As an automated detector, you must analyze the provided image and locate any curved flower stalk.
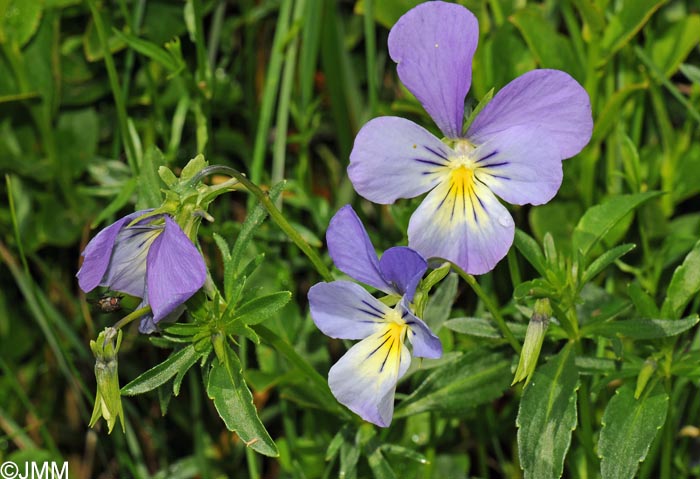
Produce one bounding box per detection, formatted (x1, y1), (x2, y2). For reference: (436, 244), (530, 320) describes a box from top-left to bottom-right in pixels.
(77, 210), (207, 333)
(349, 1), (593, 274)
(308, 205), (442, 427)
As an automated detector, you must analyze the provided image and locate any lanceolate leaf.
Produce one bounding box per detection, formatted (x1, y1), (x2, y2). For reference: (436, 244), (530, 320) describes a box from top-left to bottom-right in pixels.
(121, 345), (200, 396)
(598, 383), (669, 479)
(234, 291), (292, 325)
(582, 315), (699, 340)
(581, 243), (635, 284)
(394, 348), (510, 417)
(661, 239), (700, 318)
(517, 343), (578, 479)
(206, 345), (278, 457)
(572, 191), (661, 257)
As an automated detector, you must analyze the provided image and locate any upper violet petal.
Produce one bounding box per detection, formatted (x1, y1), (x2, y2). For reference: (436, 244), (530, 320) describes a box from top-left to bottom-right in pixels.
(78, 209), (154, 295)
(328, 328), (411, 427)
(146, 216), (206, 322)
(401, 300), (442, 359)
(77, 210), (149, 293)
(308, 281), (389, 340)
(467, 69), (593, 159)
(407, 175), (515, 274)
(388, 1), (479, 138)
(378, 247), (427, 301)
(472, 125), (563, 206)
(348, 116), (452, 204)
(326, 205), (392, 294)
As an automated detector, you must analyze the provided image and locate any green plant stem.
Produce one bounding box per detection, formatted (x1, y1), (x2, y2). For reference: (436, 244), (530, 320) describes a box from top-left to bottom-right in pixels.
(113, 306), (152, 331)
(272, 0), (306, 206)
(86, 0), (138, 173)
(6, 175), (29, 275)
(196, 165), (334, 282)
(453, 266), (521, 353)
(362, 0), (378, 116)
(249, 0), (293, 210)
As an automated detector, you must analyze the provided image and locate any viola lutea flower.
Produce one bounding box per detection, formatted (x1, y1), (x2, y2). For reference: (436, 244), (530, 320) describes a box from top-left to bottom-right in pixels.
(308, 206), (442, 427)
(77, 210), (206, 333)
(348, 1), (593, 274)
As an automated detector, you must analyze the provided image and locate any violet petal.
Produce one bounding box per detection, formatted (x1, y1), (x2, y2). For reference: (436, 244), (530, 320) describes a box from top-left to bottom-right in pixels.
(146, 216), (206, 322)
(388, 1), (478, 138)
(348, 116), (452, 204)
(401, 299), (443, 359)
(467, 69), (593, 159)
(378, 247), (427, 301)
(326, 205), (393, 294)
(77, 210), (150, 293)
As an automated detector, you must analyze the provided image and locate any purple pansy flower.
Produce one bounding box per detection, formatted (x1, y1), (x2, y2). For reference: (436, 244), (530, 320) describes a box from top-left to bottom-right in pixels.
(308, 205), (442, 427)
(77, 210), (207, 333)
(348, 1), (593, 274)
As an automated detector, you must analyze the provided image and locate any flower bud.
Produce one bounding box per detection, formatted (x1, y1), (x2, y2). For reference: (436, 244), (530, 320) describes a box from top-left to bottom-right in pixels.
(512, 299), (551, 386)
(89, 327), (125, 433)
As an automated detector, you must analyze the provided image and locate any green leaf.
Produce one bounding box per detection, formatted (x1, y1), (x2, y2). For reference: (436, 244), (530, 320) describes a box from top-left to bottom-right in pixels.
(444, 317), (527, 339)
(229, 181), (285, 283)
(514, 229), (547, 276)
(207, 346), (278, 457)
(395, 348), (511, 417)
(510, 5), (582, 79)
(517, 344), (578, 479)
(572, 191), (661, 257)
(627, 282), (660, 318)
(121, 345), (199, 396)
(463, 88), (494, 132)
(234, 291), (292, 325)
(353, 0), (422, 29)
(598, 384), (669, 479)
(112, 28), (184, 74)
(581, 316), (699, 340)
(0, 0), (43, 47)
(661, 240), (700, 318)
(423, 272), (458, 331)
(592, 84), (647, 142)
(581, 243), (635, 284)
(136, 146), (165, 210)
(599, 0), (667, 62)
(649, 15), (700, 77)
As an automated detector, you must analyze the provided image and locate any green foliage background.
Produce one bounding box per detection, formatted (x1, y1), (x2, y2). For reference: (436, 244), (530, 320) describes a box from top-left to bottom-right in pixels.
(1, 0), (700, 477)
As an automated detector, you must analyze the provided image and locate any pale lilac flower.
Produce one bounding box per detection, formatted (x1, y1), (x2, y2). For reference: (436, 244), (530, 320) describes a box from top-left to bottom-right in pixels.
(348, 1), (593, 274)
(77, 210), (206, 333)
(308, 205), (442, 427)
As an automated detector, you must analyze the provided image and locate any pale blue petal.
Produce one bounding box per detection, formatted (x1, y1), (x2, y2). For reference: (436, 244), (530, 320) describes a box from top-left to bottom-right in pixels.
(309, 281), (389, 340)
(407, 176), (514, 274)
(328, 326), (411, 427)
(348, 116), (452, 204)
(472, 126), (563, 206)
(467, 69), (592, 159)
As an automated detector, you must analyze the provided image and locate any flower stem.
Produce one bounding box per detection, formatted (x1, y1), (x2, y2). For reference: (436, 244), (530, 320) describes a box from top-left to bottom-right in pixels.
(453, 266), (521, 353)
(193, 165), (334, 282)
(113, 306), (152, 331)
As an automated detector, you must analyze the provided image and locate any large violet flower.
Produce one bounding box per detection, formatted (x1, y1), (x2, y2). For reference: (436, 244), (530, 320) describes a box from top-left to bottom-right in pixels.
(308, 205), (442, 427)
(348, 1), (593, 274)
(77, 210), (207, 333)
